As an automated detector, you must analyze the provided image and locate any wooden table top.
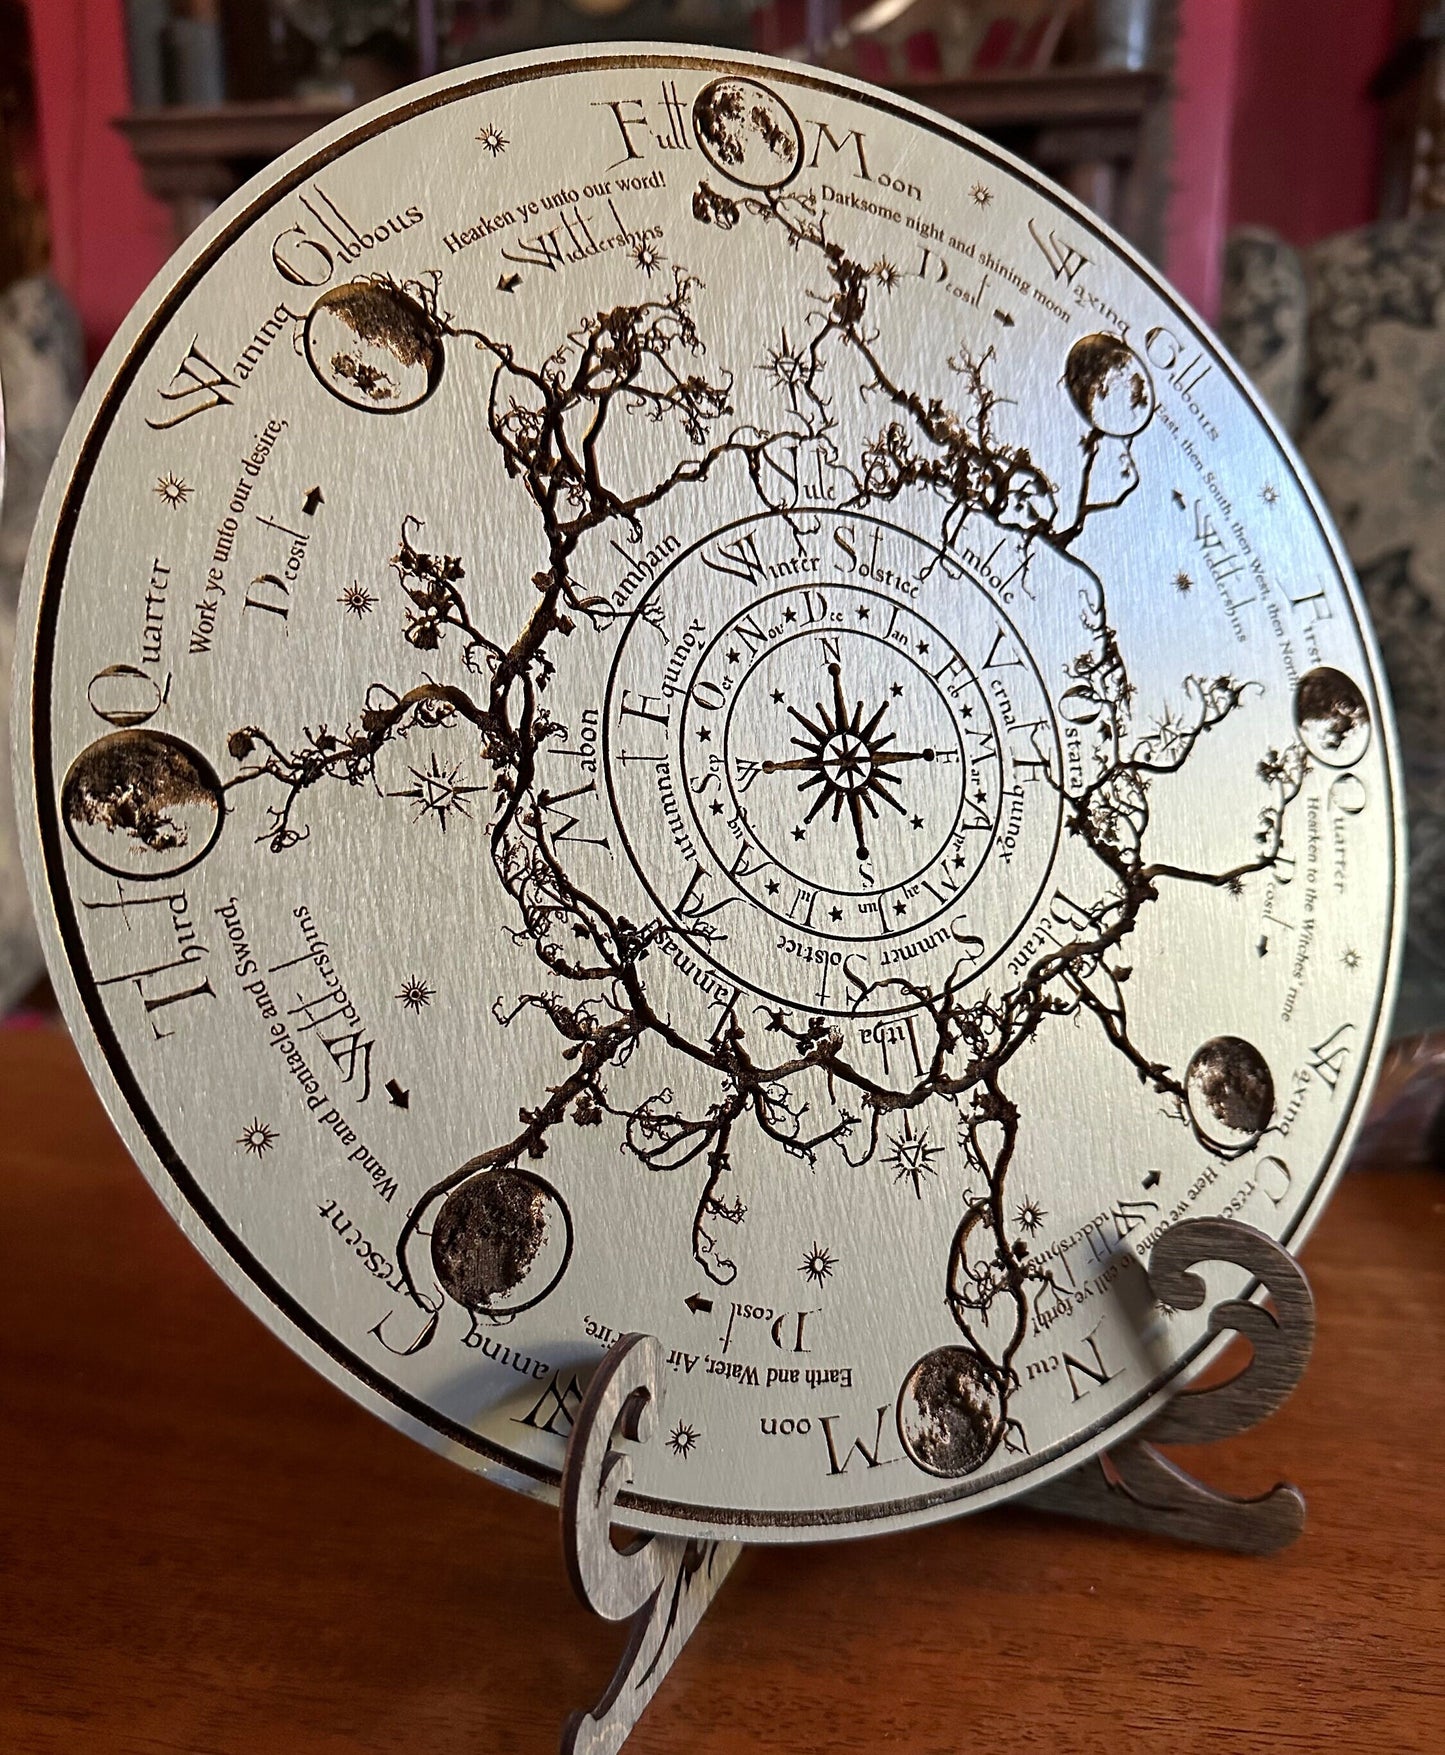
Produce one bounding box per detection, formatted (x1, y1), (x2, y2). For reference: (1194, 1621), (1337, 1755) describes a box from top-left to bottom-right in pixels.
(2, 1024), (1441, 1754)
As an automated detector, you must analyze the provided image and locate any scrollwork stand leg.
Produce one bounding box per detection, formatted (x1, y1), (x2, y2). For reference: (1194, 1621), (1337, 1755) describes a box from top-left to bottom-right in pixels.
(553, 1220), (1312, 1748)
(559, 1333), (742, 1755)
(1024, 1216), (1316, 1554)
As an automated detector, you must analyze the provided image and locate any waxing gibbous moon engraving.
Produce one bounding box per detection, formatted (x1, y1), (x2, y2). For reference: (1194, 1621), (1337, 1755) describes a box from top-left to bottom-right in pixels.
(61, 729), (225, 880)
(1185, 1036), (1276, 1153)
(1063, 333), (1156, 437)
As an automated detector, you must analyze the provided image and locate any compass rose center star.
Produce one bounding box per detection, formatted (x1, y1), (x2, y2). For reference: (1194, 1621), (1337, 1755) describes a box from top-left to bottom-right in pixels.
(759, 660), (940, 864)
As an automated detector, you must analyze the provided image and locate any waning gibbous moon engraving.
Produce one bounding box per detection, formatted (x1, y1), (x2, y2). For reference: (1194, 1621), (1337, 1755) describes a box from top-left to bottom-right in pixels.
(61, 729), (226, 880)
(1185, 1035), (1276, 1153)
(303, 279), (445, 413)
(1294, 666), (1372, 768)
(896, 1345), (1003, 1477)
(430, 1165), (574, 1317)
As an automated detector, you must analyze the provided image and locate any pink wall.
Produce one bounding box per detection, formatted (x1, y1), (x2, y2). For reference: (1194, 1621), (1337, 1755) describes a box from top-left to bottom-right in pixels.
(1228, 0), (1395, 250)
(1164, 0), (1396, 318)
(25, 0), (173, 364)
(1163, 0), (1245, 320)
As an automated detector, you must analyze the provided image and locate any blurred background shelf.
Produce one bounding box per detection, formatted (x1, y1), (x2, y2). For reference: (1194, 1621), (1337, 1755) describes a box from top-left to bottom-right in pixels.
(893, 65), (1163, 236)
(116, 66), (1164, 247)
(115, 98), (347, 238)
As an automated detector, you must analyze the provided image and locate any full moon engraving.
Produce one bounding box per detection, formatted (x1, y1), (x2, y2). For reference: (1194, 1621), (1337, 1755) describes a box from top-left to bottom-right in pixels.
(691, 76), (804, 190)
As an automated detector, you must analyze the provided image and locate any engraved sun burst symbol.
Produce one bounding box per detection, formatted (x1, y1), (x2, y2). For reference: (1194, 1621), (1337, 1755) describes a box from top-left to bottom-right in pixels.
(476, 124), (508, 155)
(397, 974), (435, 1013)
(799, 1242), (837, 1285)
(1262, 482), (1280, 507)
(1342, 947), (1361, 970)
(630, 237), (666, 276)
(1174, 570), (1194, 593)
(1014, 1197), (1048, 1235)
(237, 1119), (278, 1157)
(667, 1421), (700, 1459)
(338, 580), (377, 618)
(884, 1118), (944, 1197)
(154, 471), (192, 509)
(393, 752), (484, 832)
(971, 181), (993, 206)
(871, 257), (901, 291)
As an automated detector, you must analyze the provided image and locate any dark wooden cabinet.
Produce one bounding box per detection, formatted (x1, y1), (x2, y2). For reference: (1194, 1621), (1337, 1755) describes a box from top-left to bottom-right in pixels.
(117, 66), (1166, 253)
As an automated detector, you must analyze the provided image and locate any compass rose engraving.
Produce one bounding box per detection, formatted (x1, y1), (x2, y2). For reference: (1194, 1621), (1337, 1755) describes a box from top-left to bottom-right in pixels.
(713, 594), (974, 906)
(605, 522), (1065, 1015)
(761, 659), (939, 866)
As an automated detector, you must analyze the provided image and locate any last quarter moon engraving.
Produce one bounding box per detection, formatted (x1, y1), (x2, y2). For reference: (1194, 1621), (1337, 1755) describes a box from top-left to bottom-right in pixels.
(16, 47), (1400, 1543)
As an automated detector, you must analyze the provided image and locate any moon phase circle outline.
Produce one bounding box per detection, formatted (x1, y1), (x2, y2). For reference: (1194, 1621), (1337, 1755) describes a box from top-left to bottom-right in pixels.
(302, 278), (445, 413)
(1184, 1035), (1277, 1155)
(1294, 665), (1373, 769)
(896, 1345), (1004, 1478)
(691, 75), (805, 191)
(430, 1165), (574, 1318)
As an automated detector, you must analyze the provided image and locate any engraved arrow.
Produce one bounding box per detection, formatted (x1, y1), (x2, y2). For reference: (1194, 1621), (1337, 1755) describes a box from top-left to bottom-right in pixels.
(685, 1293), (713, 1315)
(498, 272), (522, 294)
(302, 486), (324, 516)
(385, 1078), (410, 1109)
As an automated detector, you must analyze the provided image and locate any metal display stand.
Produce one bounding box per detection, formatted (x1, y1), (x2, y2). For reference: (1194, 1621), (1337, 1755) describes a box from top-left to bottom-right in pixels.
(556, 1215), (1315, 1754)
